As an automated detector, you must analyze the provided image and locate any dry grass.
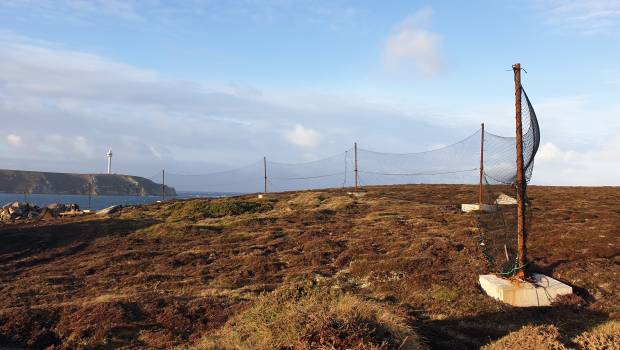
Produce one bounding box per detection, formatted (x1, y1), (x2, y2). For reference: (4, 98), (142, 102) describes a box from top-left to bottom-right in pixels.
(0, 184), (618, 349)
(571, 320), (620, 350)
(483, 320), (620, 350)
(482, 325), (568, 350)
(190, 284), (425, 350)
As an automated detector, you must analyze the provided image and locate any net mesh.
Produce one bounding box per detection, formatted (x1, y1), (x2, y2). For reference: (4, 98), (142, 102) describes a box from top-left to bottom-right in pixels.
(477, 87), (540, 275)
(151, 86), (540, 275)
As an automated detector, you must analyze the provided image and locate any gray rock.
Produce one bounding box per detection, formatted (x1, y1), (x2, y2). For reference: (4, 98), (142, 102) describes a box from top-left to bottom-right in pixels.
(67, 203), (80, 211)
(8, 207), (23, 216)
(10, 201), (25, 209)
(0, 210), (11, 222)
(97, 205), (123, 215)
(47, 203), (67, 214)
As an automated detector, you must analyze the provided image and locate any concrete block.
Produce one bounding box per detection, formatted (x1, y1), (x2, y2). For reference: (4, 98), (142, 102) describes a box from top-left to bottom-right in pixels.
(479, 273), (573, 307)
(347, 191), (367, 197)
(461, 203), (497, 212)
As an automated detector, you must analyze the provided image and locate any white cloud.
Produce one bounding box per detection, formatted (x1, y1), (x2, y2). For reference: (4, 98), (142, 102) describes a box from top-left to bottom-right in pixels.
(44, 135), (93, 157)
(537, 142), (564, 162)
(0, 32), (463, 176)
(6, 133), (22, 147)
(149, 145), (163, 159)
(383, 7), (443, 77)
(537, 0), (620, 35)
(285, 124), (321, 148)
(0, 0), (143, 23)
(534, 136), (620, 185)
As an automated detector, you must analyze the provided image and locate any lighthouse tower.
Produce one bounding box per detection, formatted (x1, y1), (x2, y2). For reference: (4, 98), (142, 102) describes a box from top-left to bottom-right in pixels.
(106, 148), (113, 174)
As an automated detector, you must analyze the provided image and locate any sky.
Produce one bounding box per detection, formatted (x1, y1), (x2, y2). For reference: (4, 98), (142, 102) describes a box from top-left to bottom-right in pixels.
(0, 0), (619, 185)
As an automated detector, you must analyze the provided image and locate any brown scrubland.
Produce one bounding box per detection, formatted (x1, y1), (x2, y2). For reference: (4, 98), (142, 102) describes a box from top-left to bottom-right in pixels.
(0, 184), (618, 349)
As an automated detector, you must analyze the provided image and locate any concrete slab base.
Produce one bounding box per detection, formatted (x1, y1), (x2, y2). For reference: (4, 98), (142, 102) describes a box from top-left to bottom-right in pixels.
(461, 203), (497, 212)
(347, 191), (367, 197)
(479, 273), (573, 307)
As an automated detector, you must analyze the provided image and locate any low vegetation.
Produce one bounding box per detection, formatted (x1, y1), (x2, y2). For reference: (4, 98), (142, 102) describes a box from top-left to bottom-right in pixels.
(191, 283), (424, 350)
(0, 185), (618, 349)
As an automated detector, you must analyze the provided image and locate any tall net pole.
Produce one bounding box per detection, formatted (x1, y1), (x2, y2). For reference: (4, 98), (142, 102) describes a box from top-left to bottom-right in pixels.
(263, 156), (268, 194)
(162, 169), (165, 202)
(513, 63), (527, 279)
(354, 142), (359, 191)
(479, 123), (484, 205)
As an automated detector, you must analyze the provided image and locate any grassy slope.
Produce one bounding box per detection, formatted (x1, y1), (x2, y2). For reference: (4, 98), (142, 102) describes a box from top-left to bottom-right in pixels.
(0, 184), (618, 349)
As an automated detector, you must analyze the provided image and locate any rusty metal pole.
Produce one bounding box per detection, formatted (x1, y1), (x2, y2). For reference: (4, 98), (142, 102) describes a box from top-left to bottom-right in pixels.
(263, 157), (267, 194)
(513, 63), (527, 279)
(354, 142), (358, 191)
(479, 123), (485, 205)
(162, 169), (165, 202)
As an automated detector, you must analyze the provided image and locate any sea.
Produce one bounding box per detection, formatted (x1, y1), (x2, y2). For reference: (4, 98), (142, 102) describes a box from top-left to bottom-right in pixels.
(0, 191), (239, 210)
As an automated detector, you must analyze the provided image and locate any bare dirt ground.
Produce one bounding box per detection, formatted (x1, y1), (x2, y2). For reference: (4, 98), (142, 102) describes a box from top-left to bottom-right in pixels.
(0, 185), (618, 349)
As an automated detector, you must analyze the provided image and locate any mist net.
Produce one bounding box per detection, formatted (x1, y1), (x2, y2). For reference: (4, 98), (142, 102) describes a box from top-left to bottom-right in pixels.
(151, 86), (540, 275)
(478, 87), (540, 275)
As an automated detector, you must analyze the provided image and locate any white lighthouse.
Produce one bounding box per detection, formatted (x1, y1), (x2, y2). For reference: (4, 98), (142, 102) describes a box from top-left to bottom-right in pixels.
(106, 148), (113, 174)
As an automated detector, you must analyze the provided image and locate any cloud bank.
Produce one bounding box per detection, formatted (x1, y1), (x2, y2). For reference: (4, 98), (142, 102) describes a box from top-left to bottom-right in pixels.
(537, 0), (620, 35)
(383, 7), (443, 77)
(0, 32), (462, 176)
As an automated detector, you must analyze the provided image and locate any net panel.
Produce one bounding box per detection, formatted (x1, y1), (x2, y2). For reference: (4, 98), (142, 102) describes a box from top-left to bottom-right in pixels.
(147, 86), (540, 276)
(477, 86), (540, 275)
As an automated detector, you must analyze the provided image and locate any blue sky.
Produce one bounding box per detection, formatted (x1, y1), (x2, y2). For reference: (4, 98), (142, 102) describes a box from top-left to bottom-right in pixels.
(0, 0), (619, 185)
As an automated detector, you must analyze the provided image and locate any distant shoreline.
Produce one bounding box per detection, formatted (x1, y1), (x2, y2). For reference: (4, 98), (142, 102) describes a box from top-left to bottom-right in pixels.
(0, 169), (176, 196)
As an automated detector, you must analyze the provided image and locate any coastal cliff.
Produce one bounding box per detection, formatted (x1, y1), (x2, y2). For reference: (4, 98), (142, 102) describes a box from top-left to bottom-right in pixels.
(0, 169), (176, 196)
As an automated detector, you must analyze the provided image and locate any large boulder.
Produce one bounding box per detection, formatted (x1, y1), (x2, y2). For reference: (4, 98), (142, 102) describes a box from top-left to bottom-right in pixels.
(8, 207), (23, 216)
(47, 203), (67, 215)
(96, 205), (122, 215)
(0, 202), (42, 222)
(67, 203), (80, 211)
(0, 209), (11, 222)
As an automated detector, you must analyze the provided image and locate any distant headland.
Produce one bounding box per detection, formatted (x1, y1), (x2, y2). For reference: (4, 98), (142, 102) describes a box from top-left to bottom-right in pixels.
(0, 169), (176, 196)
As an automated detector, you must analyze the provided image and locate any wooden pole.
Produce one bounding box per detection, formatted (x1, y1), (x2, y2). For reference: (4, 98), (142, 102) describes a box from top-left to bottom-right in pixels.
(354, 142), (358, 191)
(513, 63), (527, 279)
(479, 123), (485, 205)
(263, 157), (267, 193)
(88, 182), (92, 210)
(162, 169), (165, 202)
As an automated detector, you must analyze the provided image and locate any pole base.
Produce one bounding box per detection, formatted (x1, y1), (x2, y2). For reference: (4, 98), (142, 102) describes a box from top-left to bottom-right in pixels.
(479, 274), (572, 307)
(347, 191), (367, 198)
(461, 203), (497, 212)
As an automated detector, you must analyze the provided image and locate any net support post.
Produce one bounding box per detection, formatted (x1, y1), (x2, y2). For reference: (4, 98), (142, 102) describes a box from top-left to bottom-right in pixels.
(162, 169), (165, 202)
(513, 63), (527, 280)
(354, 142), (359, 192)
(462, 125), (495, 213)
(479, 123), (484, 205)
(263, 156), (268, 194)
